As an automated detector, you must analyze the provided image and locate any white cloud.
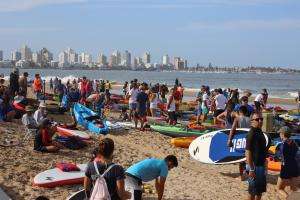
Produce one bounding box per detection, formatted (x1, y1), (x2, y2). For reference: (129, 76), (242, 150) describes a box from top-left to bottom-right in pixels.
(180, 19), (300, 31)
(0, 0), (87, 12)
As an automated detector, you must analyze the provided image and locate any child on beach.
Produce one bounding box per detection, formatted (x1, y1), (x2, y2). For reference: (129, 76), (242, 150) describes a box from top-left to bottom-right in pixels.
(276, 126), (299, 199)
(84, 138), (131, 199)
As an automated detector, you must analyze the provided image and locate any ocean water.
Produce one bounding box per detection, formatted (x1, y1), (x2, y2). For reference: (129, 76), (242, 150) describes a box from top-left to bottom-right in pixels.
(0, 68), (299, 98)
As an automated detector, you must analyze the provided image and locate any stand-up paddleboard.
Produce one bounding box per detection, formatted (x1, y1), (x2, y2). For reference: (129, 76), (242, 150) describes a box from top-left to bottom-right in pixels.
(106, 121), (125, 132)
(66, 189), (86, 200)
(56, 127), (90, 140)
(0, 188), (11, 200)
(33, 164), (86, 188)
(117, 121), (136, 129)
(189, 128), (269, 164)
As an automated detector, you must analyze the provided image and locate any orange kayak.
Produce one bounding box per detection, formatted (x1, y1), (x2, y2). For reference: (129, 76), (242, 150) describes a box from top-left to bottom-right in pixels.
(267, 157), (281, 172)
(170, 137), (196, 148)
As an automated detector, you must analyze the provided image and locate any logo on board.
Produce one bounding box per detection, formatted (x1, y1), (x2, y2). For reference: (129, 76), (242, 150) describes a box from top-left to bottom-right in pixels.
(230, 138), (246, 152)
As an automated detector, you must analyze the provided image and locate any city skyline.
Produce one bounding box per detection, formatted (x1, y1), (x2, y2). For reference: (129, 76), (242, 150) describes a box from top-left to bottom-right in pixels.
(0, 1), (300, 67)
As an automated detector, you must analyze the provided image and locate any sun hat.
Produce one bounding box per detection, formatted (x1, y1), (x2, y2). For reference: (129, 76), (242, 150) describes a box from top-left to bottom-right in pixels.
(39, 102), (47, 108)
(25, 105), (34, 112)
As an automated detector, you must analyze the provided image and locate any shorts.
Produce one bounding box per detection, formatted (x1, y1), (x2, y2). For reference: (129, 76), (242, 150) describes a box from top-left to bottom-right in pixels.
(247, 165), (267, 196)
(280, 163), (299, 179)
(213, 109), (224, 117)
(196, 107), (202, 116)
(201, 106), (209, 115)
(168, 111), (177, 122)
(125, 175), (142, 200)
(129, 103), (137, 110)
(135, 110), (147, 122)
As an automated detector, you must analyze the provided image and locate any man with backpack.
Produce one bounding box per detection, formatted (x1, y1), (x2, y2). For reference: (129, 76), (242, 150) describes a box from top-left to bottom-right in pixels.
(125, 155), (178, 200)
(84, 138), (131, 200)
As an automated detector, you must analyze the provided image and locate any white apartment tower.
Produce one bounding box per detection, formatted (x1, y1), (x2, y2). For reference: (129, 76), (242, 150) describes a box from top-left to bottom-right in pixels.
(21, 45), (32, 61)
(11, 51), (21, 61)
(162, 54), (170, 65)
(98, 53), (107, 66)
(122, 50), (131, 67)
(143, 52), (151, 64)
(112, 50), (121, 66)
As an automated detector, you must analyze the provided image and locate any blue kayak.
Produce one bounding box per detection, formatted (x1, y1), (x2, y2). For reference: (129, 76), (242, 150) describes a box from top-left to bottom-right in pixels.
(73, 103), (108, 135)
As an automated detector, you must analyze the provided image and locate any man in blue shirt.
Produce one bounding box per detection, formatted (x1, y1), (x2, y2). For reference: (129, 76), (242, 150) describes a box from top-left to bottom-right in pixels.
(234, 96), (254, 117)
(125, 155), (178, 200)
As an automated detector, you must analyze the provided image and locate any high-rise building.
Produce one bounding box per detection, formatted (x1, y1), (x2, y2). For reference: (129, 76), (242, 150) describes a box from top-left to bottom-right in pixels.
(174, 57), (185, 70)
(143, 52), (151, 64)
(40, 48), (53, 63)
(32, 52), (42, 63)
(162, 54), (169, 65)
(58, 51), (68, 67)
(80, 52), (92, 64)
(109, 54), (117, 67)
(122, 50), (131, 67)
(0, 50), (3, 61)
(98, 53), (107, 66)
(66, 48), (78, 64)
(20, 45), (32, 61)
(133, 57), (138, 69)
(11, 51), (21, 61)
(112, 50), (121, 66)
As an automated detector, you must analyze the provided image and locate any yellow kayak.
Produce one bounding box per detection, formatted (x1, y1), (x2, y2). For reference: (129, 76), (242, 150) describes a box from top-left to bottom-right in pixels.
(170, 137), (196, 148)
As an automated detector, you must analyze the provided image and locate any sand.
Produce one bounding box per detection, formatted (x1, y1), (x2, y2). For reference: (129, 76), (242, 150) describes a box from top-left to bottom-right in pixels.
(0, 87), (298, 200)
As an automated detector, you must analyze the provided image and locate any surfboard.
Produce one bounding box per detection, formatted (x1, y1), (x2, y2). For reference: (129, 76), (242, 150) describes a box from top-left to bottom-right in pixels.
(33, 164), (86, 188)
(56, 127), (91, 140)
(189, 128), (269, 164)
(106, 121), (125, 131)
(66, 189), (86, 200)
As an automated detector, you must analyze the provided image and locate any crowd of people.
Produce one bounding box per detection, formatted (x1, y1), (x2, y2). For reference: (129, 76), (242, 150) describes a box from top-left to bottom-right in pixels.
(0, 69), (299, 200)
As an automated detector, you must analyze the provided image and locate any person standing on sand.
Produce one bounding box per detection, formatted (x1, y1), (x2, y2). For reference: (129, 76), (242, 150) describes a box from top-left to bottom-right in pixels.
(245, 112), (268, 200)
(167, 88), (177, 125)
(127, 82), (139, 121)
(33, 74), (42, 100)
(276, 126), (299, 199)
(234, 96), (254, 117)
(201, 87), (210, 123)
(49, 78), (53, 91)
(9, 68), (19, 97)
(228, 106), (251, 181)
(296, 90), (300, 114)
(84, 138), (131, 199)
(18, 72), (28, 97)
(125, 155), (178, 200)
(195, 86), (205, 124)
(213, 88), (227, 125)
(135, 84), (149, 130)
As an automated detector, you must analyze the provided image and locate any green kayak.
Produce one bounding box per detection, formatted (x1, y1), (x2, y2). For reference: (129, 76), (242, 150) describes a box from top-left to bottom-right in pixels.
(150, 124), (213, 138)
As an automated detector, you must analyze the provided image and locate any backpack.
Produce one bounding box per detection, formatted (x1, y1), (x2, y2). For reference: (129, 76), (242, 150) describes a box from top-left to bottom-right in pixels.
(90, 162), (116, 200)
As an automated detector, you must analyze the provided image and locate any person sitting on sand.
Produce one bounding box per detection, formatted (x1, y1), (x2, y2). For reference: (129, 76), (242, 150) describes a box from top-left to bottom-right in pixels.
(84, 138), (131, 199)
(34, 118), (60, 152)
(276, 126), (299, 199)
(34, 102), (47, 125)
(135, 84), (149, 130)
(119, 107), (129, 121)
(125, 155), (178, 200)
(22, 106), (38, 131)
(0, 90), (16, 121)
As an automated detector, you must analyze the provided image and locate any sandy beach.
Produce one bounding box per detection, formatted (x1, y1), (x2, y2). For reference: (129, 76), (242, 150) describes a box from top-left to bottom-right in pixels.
(0, 86), (298, 200)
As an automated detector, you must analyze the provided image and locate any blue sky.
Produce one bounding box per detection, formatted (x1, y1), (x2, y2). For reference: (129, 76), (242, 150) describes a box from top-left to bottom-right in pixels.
(0, 0), (300, 67)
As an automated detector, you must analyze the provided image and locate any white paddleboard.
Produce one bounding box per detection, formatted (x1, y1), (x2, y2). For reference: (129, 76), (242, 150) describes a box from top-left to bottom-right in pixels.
(33, 164), (86, 188)
(117, 122), (136, 128)
(106, 121), (125, 131)
(189, 128), (269, 165)
(57, 127), (91, 140)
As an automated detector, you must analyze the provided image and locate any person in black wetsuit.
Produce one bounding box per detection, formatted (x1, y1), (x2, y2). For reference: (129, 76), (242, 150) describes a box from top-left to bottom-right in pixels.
(276, 126), (299, 199)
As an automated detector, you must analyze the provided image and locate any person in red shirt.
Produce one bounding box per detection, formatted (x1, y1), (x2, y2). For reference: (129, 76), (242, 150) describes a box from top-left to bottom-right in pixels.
(33, 74), (42, 100)
(34, 119), (60, 152)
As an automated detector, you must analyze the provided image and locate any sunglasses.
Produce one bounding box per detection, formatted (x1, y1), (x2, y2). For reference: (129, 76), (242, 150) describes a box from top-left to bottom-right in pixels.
(251, 118), (263, 122)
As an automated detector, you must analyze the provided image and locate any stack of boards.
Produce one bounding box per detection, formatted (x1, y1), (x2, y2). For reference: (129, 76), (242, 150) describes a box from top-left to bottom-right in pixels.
(189, 128), (270, 164)
(33, 164), (86, 188)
